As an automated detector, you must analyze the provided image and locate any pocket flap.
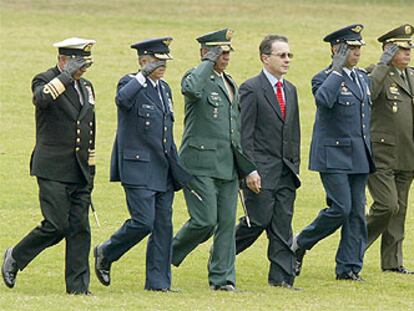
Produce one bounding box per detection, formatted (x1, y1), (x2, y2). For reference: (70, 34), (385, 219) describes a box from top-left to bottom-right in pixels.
(123, 150), (150, 161)
(188, 137), (217, 150)
(371, 132), (396, 146)
(324, 138), (352, 147)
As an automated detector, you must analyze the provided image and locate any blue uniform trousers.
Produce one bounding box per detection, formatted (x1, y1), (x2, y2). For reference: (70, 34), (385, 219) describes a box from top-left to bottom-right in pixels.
(297, 173), (368, 275)
(101, 186), (174, 290)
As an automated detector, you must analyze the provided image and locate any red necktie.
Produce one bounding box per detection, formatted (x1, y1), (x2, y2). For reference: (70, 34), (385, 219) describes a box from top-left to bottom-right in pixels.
(275, 81), (286, 120)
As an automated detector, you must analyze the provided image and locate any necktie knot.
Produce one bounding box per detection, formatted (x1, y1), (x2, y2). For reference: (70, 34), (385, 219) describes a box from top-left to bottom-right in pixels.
(276, 81), (283, 88)
(350, 71), (357, 82)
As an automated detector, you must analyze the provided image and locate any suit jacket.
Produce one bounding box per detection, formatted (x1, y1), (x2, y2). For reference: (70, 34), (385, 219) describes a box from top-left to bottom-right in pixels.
(110, 73), (191, 192)
(179, 60), (255, 180)
(367, 64), (414, 171)
(309, 66), (375, 174)
(30, 66), (96, 184)
(240, 71), (301, 189)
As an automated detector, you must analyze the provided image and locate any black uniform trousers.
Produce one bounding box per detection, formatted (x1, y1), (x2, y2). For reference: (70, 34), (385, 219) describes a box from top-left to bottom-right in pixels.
(235, 166), (296, 285)
(101, 186), (174, 290)
(12, 177), (91, 294)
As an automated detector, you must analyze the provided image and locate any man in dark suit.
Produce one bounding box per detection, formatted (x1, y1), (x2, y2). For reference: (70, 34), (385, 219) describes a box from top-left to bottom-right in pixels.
(235, 34), (301, 289)
(93, 37), (191, 291)
(1, 38), (96, 294)
(365, 24), (414, 274)
(292, 25), (375, 281)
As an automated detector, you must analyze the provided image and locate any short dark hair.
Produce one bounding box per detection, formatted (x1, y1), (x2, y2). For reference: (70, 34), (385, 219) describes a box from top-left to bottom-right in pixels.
(259, 34), (288, 56)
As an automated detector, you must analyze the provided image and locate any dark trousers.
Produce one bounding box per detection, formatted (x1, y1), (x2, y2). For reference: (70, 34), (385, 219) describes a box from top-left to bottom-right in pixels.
(235, 168), (297, 285)
(298, 173), (368, 275)
(12, 177), (91, 294)
(366, 169), (413, 269)
(101, 187), (174, 290)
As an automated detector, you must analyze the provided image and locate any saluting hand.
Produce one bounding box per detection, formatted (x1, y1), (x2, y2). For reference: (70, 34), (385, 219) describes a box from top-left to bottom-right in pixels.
(332, 42), (349, 73)
(202, 46), (223, 63)
(63, 57), (88, 77)
(141, 60), (166, 77)
(246, 171), (261, 194)
(378, 44), (399, 65)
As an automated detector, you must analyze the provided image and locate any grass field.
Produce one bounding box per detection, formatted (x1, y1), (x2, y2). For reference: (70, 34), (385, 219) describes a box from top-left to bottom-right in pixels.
(1, 0), (413, 310)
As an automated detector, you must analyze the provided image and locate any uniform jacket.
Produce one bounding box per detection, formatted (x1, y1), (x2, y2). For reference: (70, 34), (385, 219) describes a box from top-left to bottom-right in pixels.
(179, 60), (255, 180)
(110, 73), (191, 192)
(31, 66), (96, 184)
(309, 66), (375, 173)
(240, 71), (301, 189)
(367, 64), (414, 171)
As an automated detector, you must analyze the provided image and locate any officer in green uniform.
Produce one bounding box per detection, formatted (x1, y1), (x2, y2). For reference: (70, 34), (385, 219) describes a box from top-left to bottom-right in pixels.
(172, 29), (255, 291)
(366, 24), (414, 274)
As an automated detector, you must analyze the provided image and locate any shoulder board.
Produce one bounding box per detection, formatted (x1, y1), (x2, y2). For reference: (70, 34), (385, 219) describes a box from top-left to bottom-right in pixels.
(356, 67), (367, 73)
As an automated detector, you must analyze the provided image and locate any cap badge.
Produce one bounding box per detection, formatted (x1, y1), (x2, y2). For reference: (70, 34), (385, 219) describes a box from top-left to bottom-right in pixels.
(405, 25), (412, 35)
(163, 39), (172, 46)
(351, 25), (362, 33)
(226, 29), (233, 40)
(84, 44), (93, 52)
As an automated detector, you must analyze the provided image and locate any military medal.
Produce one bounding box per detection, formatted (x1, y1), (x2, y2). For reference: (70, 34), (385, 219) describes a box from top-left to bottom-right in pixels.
(389, 84), (399, 95)
(85, 85), (95, 105)
(392, 102), (398, 113)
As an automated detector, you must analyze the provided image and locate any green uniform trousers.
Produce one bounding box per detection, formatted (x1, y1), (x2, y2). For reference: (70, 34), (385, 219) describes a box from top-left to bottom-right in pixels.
(172, 175), (238, 286)
(367, 169), (413, 269)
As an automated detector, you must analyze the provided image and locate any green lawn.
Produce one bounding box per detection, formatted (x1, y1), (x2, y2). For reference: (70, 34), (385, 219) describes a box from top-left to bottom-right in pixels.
(1, 0), (413, 310)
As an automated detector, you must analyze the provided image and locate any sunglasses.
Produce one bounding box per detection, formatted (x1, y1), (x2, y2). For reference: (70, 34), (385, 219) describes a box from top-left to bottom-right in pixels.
(268, 52), (294, 59)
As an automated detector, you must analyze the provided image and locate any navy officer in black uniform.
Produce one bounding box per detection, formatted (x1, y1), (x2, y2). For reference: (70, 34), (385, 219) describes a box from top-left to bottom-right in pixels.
(2, 37), (96, 295)
(94, 37), (191, 291)
(292, 25), (375, 281)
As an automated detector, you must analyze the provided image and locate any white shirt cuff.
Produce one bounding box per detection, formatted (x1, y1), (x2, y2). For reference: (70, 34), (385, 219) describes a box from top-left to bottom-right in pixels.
(135, 72), (146, 85)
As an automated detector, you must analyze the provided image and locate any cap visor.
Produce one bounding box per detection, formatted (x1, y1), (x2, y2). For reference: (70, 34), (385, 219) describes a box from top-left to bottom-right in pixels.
(346, 40), (365, 46)
(154, 53), (173, 60)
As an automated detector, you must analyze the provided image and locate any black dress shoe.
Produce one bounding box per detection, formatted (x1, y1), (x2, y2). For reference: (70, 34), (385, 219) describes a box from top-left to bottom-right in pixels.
(294, 248), (306, 277)
(2, 248), (18, 289)
(94, 245), (111, 286)
(269, 281), (302, 291)
(68, 290), (94, 296)
(336, 271), (365, 282)
(209, 284), (237, 292)
(147, 288), (181, 293)
(383, 266), (414, 274)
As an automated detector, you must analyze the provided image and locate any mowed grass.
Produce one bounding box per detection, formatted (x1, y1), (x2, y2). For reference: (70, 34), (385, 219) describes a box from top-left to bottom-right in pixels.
(1, 0), (413, 310)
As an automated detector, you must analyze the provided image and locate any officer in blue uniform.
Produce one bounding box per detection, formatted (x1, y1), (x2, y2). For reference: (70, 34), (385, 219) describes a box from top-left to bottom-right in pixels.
(94, 37), (191, 291)
(292, 25), (375, 281)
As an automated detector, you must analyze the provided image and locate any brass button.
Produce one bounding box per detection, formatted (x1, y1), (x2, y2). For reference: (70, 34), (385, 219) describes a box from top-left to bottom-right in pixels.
(346, 102), (350, 105)
(145, 121), (150, 126)
(380, 138), (385, 143)
(363, 124), (366, 128)
(362, 113), (365, 118)
(90, 130), (93, 135)
(200, 145), (205, 149)
(146, 113), (150, 117)
(75, 147), (80, 152)
(364, 135), (366, 139)
(136, 155), (140, 159)
(89, 122), (93, 126)
(77, 129), (81, 134)
(164, 127), (167, 132)
(336, 141), (339, 145)
(89, 140), (93, 144)
(76, 120), (80, 125)
(76, 138), (81, 143)
(163, 138), (167, 143)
